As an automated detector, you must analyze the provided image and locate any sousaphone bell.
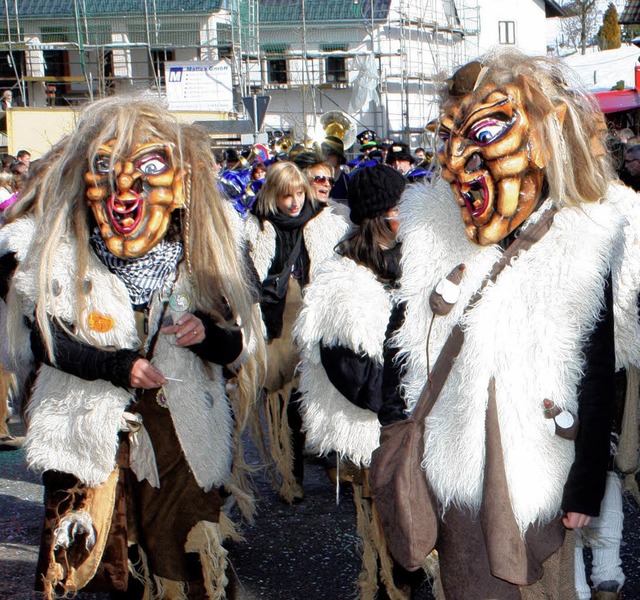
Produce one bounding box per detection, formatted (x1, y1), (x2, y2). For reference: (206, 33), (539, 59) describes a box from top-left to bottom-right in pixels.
(319, 110), (357, 151)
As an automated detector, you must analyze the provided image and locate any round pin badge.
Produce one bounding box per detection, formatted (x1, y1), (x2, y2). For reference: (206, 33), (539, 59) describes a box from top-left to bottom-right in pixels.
(169, 292), (192, 312)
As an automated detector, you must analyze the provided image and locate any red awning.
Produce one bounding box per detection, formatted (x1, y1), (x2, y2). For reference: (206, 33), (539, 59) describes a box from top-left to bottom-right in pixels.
(594, 89), (640, 114)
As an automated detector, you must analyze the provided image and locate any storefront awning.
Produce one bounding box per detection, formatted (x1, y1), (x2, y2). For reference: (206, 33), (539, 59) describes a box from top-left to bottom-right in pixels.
(594, 89), (640, 114)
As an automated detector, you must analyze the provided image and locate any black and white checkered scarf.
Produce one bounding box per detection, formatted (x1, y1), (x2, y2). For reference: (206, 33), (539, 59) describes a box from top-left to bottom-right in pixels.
(90, 229), (183, 305)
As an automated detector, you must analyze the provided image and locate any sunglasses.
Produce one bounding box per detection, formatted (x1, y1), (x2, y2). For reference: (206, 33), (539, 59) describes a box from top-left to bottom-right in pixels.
(312, 175), (335, 186)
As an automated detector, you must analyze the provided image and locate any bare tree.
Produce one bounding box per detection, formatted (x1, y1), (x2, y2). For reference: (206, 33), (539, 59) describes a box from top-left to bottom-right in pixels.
(561, 0), (599, 54)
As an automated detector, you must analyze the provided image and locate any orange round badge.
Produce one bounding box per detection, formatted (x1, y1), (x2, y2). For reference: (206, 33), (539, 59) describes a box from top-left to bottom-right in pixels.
(87, 312), (114, 332)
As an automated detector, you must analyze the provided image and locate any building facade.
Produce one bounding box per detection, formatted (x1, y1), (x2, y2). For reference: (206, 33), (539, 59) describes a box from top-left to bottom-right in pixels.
(0, 0), (559, 151)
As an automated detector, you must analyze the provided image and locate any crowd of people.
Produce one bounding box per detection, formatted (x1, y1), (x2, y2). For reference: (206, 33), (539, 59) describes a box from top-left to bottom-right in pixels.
(214, 128), (431, 221)
(2, 47), (640, 600)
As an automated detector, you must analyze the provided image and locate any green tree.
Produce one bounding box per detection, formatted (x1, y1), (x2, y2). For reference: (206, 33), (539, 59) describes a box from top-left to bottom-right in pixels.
(622, 23), (640, 44)
(598, 3), (621, 50)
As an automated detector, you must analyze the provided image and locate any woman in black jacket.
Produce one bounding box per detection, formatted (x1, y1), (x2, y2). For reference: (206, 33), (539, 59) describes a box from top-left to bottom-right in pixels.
(245, 160), (349, 503)
(294, 164), (416, 598)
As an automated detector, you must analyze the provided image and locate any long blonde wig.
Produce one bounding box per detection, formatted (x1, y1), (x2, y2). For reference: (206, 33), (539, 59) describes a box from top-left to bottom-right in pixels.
(439, 49), (616, 207)
(10, 96), (260, 366)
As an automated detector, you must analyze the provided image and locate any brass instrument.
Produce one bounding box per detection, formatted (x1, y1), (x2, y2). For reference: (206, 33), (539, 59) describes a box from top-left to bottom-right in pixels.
(319, 110), (357, 151)
(273, 135), (295, 155)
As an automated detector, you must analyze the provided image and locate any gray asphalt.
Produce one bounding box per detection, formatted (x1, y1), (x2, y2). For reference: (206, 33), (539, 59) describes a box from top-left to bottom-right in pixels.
(2, 413), (640, 599)
(0, 415), (395, 600)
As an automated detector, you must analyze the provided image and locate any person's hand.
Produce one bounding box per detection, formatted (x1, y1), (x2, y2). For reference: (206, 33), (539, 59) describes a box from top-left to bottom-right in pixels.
(563, 512), (591, 529)
(130, 358), (165, 389)
(161, 313), (205, 347)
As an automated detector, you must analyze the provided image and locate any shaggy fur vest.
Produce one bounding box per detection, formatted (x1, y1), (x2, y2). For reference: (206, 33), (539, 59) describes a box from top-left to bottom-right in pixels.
(294, 256), (390, 466)
(2, 221), (235, 491)
(394, 178), (640, 533)
(244, 205), (350, 284)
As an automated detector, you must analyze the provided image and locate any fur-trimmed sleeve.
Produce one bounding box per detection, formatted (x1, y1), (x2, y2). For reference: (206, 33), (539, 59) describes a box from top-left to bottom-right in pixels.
(294, 257), (392, 364)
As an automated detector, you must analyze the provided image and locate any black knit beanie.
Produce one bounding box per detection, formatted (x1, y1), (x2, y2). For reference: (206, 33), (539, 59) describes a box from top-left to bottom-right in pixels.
(348, 163), (406, 225)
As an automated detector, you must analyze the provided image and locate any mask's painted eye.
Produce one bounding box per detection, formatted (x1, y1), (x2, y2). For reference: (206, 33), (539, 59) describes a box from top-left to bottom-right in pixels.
(94, 155), (111, 174)
(467, 118), (510, 146)
(135, 153), (169, 175)
(438, 128), (451, 143)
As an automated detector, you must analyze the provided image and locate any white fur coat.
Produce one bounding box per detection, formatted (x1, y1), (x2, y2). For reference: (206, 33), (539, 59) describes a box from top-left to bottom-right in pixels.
(243, 205), (350, 282)
(394, 177), (639, 533)
(4, 223), (237, 491)
(294, 256), (390, 466)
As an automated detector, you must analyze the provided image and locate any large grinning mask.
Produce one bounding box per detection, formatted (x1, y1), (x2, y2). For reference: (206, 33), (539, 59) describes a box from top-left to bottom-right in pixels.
(437, 62), (546, 246)
(85, 139), (186, 258)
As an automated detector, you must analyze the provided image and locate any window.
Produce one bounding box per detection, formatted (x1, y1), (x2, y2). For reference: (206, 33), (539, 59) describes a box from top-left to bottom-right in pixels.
(326, 56), (346, 83)
(323, 44), (347, 83)
(498, 21), (516, 45)
(43, 50), (68, 106)
(150, 49), (175, 88)
(216, 23), (233, 60)
(0, 50), (25, 103)
(268, 59), (288, 84)
(263, 44), (289, 84)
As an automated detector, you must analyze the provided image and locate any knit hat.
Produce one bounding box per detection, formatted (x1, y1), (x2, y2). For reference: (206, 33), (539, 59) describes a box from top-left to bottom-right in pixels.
(290, 150), (323, 170)
(348, 163), (406, 225)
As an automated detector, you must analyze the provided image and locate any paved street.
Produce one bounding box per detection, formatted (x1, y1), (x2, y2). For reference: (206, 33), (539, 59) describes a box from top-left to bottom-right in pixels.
(0, 415), (382, 600)
(2, 413), (640, 599)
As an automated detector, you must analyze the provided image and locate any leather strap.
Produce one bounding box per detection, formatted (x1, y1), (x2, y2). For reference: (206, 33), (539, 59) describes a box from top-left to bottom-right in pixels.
(411, 205), (558, 425)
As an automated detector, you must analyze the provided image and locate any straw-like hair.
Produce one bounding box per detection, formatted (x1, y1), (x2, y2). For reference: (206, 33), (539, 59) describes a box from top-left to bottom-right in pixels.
(254, 161), (315, 216)
(8, 95), (260, 364)
(439, 48), (616, 207)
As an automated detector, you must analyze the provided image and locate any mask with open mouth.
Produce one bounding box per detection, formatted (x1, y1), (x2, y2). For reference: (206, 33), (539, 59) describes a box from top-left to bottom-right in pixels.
(437, 69), (545, 246)
(85, 139), (186, 258)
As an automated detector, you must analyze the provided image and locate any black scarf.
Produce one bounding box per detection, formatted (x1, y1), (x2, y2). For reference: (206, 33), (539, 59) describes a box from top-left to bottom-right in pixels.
(258, 201), (320, 339)
(380, 242), (402, 288)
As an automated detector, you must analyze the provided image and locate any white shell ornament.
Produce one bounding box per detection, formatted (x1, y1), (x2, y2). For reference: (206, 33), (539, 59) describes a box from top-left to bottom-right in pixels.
(429, 263), (466, 316)
(435, 278), (461, 305)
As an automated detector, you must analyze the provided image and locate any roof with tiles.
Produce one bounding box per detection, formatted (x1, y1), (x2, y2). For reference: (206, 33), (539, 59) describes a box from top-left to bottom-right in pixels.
(620, 0), (640, 24)
(4, 0), (223, 18)
(259, 0), (391, 24)
(5, 0), (391, 22)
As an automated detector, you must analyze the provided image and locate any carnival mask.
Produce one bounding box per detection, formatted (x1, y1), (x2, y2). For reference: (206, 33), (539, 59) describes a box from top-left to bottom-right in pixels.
(85, 140), (186, 258)
(437, 68), (545, 246)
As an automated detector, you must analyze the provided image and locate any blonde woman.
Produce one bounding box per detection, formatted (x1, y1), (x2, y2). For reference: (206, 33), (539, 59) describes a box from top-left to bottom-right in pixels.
(292, 151), (350, 219)
(245, 160), (349, 502)
(1, 96), (263, 599)
(0, 169), (13, 201)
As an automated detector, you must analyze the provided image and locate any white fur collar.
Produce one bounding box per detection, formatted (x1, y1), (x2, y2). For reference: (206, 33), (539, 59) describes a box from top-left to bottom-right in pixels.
(395, 178), (626, 531)
(0, 214), (37, 261)
(244, 205), (349, 281)
(294, 256), (390, 465)
(18, 241), (233, 489)
(607, 182), (640, 370)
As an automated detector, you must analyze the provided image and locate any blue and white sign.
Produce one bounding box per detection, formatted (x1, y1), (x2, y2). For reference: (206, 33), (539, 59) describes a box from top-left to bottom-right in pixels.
(165, 60), (233, 112)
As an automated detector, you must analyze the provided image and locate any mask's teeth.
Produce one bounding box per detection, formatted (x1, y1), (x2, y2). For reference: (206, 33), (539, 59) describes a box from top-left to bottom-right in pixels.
(471, 190), (482, 209)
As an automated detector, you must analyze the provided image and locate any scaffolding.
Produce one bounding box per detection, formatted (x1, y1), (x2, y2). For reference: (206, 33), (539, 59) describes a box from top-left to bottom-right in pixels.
(0, 0), (480, 144)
